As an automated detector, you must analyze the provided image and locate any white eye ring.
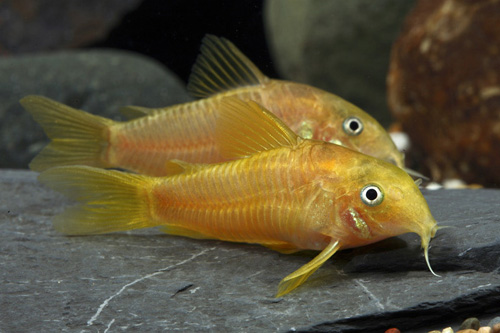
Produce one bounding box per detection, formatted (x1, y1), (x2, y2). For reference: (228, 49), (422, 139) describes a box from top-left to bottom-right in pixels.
(343, 117), (364, 136)
(361, 184), (384, 206)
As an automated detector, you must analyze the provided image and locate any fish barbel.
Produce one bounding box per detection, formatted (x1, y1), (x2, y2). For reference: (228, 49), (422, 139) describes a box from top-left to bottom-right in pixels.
(22, 35), (404, 176)
(39, 97), (439, 296)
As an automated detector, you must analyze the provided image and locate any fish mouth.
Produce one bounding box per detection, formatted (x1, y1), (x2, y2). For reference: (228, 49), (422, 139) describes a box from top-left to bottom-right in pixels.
(418, 221), (440, 277)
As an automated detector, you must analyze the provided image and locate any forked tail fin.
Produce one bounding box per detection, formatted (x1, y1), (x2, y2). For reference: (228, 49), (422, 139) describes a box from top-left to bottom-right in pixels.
(20, 95), (115, 171)
(39, 166), (157, 235)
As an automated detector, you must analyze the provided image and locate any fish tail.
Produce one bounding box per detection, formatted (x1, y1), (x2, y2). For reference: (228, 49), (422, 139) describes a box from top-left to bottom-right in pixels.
(20, 95), (115, 172)
(39, 166), (157, 235)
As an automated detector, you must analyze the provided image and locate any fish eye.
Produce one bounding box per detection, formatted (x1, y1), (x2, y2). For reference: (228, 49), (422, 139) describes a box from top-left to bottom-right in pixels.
(343, 117), (363, 136)
(360, 184), (384, 206)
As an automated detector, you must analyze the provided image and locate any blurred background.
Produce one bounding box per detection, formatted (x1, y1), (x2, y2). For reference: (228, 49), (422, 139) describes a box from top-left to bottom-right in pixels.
(1, 0), (499, 187)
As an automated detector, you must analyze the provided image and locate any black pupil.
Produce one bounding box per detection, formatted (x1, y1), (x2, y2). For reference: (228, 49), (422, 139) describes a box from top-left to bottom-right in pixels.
(349, 120), (359, 131)
(366, 188), (378, 201)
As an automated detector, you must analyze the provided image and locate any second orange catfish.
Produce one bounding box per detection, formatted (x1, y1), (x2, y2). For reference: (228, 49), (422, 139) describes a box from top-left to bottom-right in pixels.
(22, 35), (403, 176)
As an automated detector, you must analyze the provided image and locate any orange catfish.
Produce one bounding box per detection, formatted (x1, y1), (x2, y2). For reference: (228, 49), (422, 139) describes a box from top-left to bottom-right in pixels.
(38, 98), (439, 297)
(22, 35), (404, 176)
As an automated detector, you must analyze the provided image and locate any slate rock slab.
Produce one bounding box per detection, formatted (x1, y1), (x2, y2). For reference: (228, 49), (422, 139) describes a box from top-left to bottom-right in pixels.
(0, 50), (192, 169)
(0, 169), (499, 332)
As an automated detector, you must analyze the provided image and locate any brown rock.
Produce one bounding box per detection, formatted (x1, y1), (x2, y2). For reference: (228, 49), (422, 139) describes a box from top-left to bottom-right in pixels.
(385, 328), (401, 333)
(0, 0), (141, 55)
(387, 0), (500, 187)
(460, 317), (481, 330)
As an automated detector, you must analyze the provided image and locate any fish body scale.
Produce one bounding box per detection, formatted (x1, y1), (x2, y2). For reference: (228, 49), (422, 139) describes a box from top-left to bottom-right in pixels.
(150, 145), (322, 248)
(109, 99), (219, 175)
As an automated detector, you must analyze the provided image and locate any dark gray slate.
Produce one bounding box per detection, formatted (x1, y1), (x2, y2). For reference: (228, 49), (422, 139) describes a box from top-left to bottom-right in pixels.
(1, 169), (499, 332)
(0, 50), (192, 169)
(264, 0), (416, 127)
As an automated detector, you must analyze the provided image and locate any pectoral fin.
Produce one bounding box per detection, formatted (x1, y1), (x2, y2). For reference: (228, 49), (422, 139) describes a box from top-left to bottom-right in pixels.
(276, 240), (341, 297)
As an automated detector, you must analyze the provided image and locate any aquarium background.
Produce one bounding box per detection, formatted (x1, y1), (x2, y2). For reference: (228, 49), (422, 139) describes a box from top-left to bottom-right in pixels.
(1, 0), (499, 187)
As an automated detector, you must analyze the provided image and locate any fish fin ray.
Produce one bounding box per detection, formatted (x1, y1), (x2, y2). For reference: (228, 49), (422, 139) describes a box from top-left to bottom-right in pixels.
(119, 105), (156, 119)
(164, 159), (209, 176)
(276, 240), (340, 297)
(159, 225), (217, 240)
(263, 242), (301, 254)
(216, 97), (299, 159)
(404, 167), (430, 180)
(187, 34), (269, 98)
(20, 95), (114, 171)
(39, 166), (155, 235)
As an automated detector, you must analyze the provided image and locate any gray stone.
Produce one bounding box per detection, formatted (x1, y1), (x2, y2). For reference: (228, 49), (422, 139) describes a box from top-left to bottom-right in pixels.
(0, 169), (499, 332)
(0, 50), (192, 169)
(264, 0), (417, 126)
(0, 0), (141, 54)
(459, 317), (480, 330)
(489, 316), (500, 329)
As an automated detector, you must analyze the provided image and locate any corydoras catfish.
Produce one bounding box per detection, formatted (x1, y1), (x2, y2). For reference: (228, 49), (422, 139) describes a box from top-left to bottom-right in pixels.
(38, 97), (439, 297)
(22, 35), (404, 176)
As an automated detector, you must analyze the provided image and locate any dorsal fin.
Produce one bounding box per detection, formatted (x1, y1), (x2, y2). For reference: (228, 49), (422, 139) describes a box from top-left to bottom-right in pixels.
(187, 34), (269, 99)
(164, 159), (208, 176)
(119, 106), (156, 119)
(216, 97), (299, 159)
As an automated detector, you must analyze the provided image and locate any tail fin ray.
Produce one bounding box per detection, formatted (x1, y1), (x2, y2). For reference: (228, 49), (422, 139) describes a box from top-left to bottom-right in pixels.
(20, 96), (115, 171)
(39, 166), (155, 235)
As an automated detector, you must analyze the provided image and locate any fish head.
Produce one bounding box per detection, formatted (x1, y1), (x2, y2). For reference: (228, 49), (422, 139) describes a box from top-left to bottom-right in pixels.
(314, 92), (405, 169)
(314, 144), (438, 274)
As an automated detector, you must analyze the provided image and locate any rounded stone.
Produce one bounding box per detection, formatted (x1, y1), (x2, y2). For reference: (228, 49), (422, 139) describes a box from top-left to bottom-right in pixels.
(0, 0), (141, 54)
(489, 317), (500, 329)
(385, 328), (401, 333)
(460, 317), (481, 330)
(0, 50), (191, 169)
(387, 0), (500, 187)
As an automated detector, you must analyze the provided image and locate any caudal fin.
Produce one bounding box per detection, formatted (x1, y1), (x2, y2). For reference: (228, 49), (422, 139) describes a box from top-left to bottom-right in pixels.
(20, 96), (115, 172)
(39, 166), (157, 235)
